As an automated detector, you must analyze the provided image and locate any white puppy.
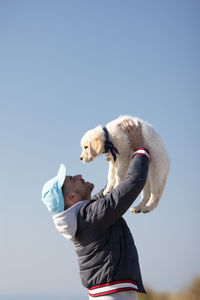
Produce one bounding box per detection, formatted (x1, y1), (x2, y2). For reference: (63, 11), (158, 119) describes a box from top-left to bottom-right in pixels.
(80, 115), (169, 213)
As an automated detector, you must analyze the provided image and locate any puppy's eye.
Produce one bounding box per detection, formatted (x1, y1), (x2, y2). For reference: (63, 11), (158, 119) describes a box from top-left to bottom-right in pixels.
(84, 146), (88, 149)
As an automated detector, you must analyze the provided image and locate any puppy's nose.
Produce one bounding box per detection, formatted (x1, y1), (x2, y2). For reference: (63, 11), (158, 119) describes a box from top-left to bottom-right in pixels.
(80, 157), (83, 160)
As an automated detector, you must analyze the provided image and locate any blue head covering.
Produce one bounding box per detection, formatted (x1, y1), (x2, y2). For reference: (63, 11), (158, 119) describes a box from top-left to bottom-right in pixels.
(41, 164), (66, 213)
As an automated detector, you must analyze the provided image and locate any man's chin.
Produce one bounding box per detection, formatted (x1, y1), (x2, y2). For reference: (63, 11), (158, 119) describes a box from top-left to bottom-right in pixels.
(89, 183), (94, 192)
(88, 183), (94, 199)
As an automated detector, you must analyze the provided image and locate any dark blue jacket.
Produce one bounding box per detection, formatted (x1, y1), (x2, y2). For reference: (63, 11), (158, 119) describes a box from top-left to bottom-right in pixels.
(74, 154), (148, 295)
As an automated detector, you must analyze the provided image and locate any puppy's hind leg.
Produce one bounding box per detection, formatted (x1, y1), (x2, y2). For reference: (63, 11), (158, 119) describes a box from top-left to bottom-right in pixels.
(130, 176), (151, 214)
(141, 175), (167, 213)
(141, 192), (161, 213)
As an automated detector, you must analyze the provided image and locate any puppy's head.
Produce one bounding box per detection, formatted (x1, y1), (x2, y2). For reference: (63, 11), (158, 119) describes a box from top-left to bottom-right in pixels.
(80, 126), (105, 163)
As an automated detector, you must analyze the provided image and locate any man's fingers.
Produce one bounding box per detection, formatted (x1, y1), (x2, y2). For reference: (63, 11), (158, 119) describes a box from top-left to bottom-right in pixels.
(136, 121), (142, 134)
(119, 119), (135, 133)
(118, 119), (144, 149)
(119, 123), (126, 130)
(124, 120), (135, 133)
(127, 119), (134, 126)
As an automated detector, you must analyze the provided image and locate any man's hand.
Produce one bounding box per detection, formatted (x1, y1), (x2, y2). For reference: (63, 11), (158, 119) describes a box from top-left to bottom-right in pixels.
(119, 119), (145, 151)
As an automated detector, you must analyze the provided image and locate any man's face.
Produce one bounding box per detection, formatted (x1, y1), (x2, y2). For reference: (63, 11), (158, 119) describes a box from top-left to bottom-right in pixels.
(63, 174), (94, 201)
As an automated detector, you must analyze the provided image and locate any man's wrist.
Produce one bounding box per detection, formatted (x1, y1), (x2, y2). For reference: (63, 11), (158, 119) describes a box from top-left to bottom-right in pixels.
(133, 147), (149, 160)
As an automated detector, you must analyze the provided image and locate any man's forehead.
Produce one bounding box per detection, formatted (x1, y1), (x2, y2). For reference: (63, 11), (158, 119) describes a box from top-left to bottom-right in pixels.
(63, 176), (72, 185)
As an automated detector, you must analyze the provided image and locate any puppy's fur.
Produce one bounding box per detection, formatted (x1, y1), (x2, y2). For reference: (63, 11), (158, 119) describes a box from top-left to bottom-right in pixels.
(80, 115), (169, 213)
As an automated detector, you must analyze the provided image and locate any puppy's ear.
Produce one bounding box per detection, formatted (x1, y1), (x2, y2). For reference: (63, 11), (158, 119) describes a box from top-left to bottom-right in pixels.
(90, 138), (104, 157)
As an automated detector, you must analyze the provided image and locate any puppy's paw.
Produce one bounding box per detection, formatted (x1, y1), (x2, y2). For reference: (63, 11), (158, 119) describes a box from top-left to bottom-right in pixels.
(141, 206), (151, 213)
(130, 207), (141, 214)
(103, 188), (111, 196)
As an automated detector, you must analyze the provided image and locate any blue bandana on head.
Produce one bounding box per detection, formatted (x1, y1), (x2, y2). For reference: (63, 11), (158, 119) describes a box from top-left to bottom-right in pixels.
(41, 164), (66, 213)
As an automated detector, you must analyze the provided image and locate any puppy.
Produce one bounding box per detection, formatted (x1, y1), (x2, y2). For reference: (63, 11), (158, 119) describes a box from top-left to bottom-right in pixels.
(80, 115), (169, 213)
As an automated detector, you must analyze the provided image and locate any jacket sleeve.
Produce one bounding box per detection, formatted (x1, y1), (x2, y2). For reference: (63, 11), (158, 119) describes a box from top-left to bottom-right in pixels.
(79, 154), (149, 231)
(92, 188), (106, 199)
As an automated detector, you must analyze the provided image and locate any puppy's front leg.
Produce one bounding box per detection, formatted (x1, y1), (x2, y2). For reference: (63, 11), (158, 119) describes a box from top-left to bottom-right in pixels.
(114, 157), (131, 188)
(103, 161), (116, 195)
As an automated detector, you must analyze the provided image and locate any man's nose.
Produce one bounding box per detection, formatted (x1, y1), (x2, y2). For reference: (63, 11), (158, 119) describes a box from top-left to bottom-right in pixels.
(74, 174), (82, 180)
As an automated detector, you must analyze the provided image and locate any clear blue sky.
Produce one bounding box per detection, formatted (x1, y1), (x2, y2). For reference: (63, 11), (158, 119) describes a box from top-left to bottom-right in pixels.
(0, 0), (199, 299)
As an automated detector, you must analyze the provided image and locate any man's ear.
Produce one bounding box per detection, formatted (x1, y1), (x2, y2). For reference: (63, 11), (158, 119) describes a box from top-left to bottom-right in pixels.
(65, 192), (79, 204)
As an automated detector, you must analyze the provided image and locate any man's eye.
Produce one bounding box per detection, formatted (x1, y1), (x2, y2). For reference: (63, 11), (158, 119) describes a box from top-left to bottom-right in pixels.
(84, 146), (88, 149)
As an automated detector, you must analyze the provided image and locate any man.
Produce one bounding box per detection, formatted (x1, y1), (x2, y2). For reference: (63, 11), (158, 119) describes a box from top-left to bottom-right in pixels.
(42, 120), (149, 300)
